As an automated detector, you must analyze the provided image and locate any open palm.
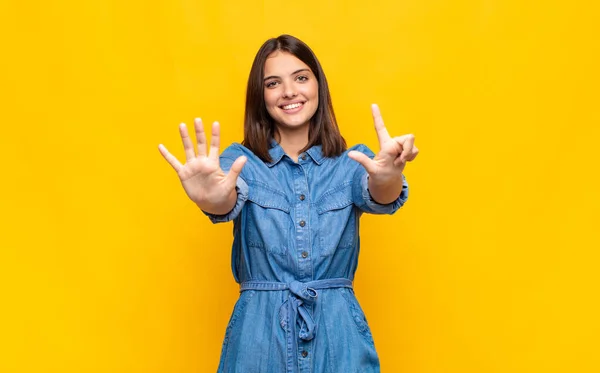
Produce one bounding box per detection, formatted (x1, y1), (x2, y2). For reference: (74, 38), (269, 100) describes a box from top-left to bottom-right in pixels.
(158, 118), (246, 209)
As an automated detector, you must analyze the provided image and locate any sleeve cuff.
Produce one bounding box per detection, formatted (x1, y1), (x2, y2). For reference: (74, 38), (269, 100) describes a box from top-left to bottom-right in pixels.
(201, 177), (249, 223)
(356, 172), (409, 215)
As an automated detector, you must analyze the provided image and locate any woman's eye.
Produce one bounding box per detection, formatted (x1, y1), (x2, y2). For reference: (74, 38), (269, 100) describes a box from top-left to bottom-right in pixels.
(296, 75), (308, 82)
(265, 81), (278, 88)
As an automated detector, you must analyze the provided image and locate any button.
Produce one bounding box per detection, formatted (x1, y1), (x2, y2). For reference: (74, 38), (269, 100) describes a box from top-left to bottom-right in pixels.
(301, 350), (308, 358)
(301, 154), (307, 160)
(299, 220), (306, 227)
(301, 251), (308, 258)
(299, 194), (305, 201)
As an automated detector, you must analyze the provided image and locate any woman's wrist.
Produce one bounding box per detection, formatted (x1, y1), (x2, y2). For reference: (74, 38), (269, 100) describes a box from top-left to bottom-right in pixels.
(367, 173), (404, 204)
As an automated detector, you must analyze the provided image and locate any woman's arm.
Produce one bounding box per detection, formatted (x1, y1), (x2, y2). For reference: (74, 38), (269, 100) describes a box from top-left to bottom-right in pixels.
(348, 104), (418, 205)
(367, 172), (405, 205)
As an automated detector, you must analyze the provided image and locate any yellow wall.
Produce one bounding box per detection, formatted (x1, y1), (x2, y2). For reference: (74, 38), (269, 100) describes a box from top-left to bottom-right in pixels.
(1, 0), (598, 372)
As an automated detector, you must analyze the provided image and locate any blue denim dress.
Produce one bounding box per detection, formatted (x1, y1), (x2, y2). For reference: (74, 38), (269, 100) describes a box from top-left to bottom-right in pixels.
(204, 142), (408, 373)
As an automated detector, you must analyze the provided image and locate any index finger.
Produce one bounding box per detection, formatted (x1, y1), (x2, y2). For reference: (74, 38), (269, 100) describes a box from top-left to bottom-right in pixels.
(372, 104), (391, 146)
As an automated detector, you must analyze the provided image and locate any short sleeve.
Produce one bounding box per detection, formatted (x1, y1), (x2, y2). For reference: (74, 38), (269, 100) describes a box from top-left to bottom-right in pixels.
(350, 145), (409, 215)
(201, 155), (249, 223)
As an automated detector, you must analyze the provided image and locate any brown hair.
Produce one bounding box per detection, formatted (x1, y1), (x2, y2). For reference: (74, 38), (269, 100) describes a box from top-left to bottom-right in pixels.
(242, 34), (346, 162)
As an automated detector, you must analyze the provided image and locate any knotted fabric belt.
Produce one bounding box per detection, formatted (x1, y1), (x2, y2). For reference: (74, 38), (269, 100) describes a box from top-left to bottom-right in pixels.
(239, 278), (353, 373)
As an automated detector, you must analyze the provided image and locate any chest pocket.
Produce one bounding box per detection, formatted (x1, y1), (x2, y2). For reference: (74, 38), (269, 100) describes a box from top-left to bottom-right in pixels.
(244, 182), (291, 256)
(316, 183), (357, 257)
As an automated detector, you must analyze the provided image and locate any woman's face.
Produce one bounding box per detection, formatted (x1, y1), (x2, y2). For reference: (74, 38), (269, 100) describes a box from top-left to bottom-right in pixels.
(263, 51), (319, 133)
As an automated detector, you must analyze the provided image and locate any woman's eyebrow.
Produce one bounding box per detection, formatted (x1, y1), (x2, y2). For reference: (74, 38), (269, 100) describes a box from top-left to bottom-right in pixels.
(264, 68), (311, 81)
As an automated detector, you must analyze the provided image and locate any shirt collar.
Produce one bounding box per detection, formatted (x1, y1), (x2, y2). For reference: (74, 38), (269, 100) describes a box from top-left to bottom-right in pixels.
(266, 139), (286, 167)
(266, 139), (325, 167)
(305, 145), (325, 165)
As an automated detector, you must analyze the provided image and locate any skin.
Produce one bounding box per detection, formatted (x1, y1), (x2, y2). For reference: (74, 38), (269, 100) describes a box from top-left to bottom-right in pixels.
(158, 53), (419, 213)
(263, 51), (319, 161)
(158, 119), (245, 215)
(348, 104), (419, 204)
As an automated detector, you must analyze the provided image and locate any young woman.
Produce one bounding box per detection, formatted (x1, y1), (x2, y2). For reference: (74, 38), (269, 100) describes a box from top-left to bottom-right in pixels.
(159, 34), (418, 373)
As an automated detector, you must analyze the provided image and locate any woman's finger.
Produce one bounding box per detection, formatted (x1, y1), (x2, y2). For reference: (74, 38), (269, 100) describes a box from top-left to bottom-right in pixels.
(394, 134), (415, 162)
(406, 146), (419, 162)
(393, 156), (406, 168)
(348, 150), (378, 175)
(372, 104), (391, 148)
(179, 123), (196, 161)
(194, 118), (207, 157)
(208, 121), (220, 160)
(225, 156), (248, 186)
(158, 144), (182, 172)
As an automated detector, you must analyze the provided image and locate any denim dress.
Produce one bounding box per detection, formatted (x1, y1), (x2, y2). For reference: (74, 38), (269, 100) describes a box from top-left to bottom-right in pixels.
(203, 141), (408, 373)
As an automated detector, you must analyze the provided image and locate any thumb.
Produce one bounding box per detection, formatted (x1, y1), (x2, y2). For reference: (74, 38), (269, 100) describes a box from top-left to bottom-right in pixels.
(225, 155), (247, 184)
(348, 151), (377, 174)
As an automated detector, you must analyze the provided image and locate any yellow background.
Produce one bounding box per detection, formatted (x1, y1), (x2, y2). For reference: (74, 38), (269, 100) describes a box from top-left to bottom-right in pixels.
(1, 0), (599, 372)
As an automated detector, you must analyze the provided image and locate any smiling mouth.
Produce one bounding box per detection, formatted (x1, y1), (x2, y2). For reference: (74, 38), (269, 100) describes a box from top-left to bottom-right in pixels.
(280, 102), (305, 110)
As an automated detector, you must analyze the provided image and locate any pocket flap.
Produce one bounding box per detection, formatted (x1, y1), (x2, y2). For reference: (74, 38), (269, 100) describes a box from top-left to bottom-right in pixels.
(316, 183), (353, 214)
(247, 181), (290, 213)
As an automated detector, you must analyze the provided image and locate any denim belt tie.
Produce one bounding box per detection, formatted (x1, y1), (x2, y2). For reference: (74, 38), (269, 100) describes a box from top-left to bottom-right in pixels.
(239, 278), (353, 373)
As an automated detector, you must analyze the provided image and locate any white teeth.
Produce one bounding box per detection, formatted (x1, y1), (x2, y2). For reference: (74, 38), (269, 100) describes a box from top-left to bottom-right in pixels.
(282, 103), (303, 110)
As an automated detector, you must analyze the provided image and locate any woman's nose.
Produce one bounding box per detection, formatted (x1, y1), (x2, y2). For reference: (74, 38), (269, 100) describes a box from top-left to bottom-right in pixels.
(282, 83), (297, 98)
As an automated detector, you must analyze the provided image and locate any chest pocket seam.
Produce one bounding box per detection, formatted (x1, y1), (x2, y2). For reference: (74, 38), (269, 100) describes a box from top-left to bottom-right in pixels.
(316, 182), (356, 257)
(245, 180), (290, 256)
(247, 180), (290, 213)
(316, 181), (353, 214)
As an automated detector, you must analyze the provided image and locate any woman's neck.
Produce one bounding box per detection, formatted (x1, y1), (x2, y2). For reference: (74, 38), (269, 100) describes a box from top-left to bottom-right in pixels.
(274, 127), (309, 162)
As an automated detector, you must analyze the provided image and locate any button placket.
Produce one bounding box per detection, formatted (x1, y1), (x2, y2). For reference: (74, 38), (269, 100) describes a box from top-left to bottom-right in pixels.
(298, 339), (312, 372)
(292, 162), (312, 281)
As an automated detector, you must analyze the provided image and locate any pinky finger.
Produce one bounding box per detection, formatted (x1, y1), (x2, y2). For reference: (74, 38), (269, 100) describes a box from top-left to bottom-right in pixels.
(158, 144), (183, 172)
(406, 147), (419, 162)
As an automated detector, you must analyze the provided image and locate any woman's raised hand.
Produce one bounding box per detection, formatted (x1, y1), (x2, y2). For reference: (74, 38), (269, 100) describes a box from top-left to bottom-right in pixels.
(158, 118), (246, 213)
(348, 104), (418, 183)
